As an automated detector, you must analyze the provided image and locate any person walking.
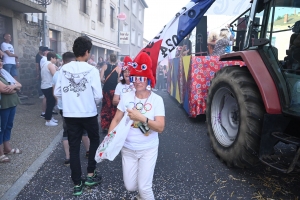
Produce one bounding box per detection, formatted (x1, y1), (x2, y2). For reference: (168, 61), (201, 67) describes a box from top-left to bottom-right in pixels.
(41, 52), (58, 126)
(100, 53), (120, 134)
(0, 59), (22, 163)
(54, 36), (103, 196)
(52, 52), (90, 166)
(1, 33), (19, 79)
(108, 52), (165, 200)
(112, 56), (134, 106)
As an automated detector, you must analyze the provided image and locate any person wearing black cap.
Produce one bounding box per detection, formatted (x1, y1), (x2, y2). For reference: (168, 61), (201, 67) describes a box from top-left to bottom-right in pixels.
(36, 46), (44, 98)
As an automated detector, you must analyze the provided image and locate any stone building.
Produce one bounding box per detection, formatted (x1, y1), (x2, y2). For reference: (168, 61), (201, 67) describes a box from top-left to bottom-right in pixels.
(0, 1), (46, 96)
(119, 0), (148, 58)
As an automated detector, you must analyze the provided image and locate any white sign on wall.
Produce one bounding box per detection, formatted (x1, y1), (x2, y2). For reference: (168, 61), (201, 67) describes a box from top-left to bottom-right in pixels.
(119, 31), (130, 44)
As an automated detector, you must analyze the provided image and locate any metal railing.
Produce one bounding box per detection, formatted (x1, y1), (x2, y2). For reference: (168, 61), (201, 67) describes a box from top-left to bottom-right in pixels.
(29, 0), (52, 6)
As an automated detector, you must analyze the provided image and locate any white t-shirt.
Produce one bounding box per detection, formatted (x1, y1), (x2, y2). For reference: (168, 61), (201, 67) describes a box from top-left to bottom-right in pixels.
(40, 56), (47, 68)
(1, 42), (15, 64)
(52, 71), (62, 110)
(114, 82), (135, 98)
(117, 91), (165, 150)
(41, 60), (53, 89)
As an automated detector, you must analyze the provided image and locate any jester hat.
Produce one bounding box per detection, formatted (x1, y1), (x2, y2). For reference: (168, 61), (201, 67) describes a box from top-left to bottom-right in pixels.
(130, 52), (155, 88)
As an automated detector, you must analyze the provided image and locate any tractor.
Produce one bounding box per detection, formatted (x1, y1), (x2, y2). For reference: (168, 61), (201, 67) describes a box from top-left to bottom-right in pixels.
(206, 0), (300, 173)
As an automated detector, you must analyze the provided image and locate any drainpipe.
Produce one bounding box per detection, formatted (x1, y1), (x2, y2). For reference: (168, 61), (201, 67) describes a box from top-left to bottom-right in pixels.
(42, 4), (47, 46)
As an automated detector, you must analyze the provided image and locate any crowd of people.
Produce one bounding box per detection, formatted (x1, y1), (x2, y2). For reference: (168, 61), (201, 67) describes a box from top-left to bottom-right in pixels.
(8, 36), (165, 199)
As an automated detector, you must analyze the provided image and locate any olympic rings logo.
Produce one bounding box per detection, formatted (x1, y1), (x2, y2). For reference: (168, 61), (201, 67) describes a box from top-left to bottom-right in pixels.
(128, 102), (152, 114)
(122, 87), (134, 93)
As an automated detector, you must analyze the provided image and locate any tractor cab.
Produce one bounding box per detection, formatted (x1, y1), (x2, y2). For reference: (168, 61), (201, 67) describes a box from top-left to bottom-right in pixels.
(230, 0), (300, 116)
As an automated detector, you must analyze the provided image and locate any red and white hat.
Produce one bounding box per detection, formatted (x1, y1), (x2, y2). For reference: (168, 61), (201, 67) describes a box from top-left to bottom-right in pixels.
(121, 56), (132, 71)
(119, 56), (132, 81)
(130, 52), (155, 89)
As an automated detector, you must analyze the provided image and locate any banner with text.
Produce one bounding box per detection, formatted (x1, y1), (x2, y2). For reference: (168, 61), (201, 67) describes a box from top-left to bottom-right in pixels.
(119, 31), (130, 44)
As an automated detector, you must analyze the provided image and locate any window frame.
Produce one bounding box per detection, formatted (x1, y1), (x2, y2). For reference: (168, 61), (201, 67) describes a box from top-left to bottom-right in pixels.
(80, 0), (87, 14)
(132, 0), (137, 17)
(131, 28), (136, 44)
(110, 5), (115, 29)
(98, 0), (103, 22)
(49, 29), (59, 53)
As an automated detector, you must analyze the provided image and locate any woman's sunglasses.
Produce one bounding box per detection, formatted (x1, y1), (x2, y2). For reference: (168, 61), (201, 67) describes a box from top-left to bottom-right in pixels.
(130, 76), (148, 82)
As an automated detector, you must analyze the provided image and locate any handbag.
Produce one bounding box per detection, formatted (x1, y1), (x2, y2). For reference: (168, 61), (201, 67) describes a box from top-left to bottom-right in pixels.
(95, 112), (133, 163)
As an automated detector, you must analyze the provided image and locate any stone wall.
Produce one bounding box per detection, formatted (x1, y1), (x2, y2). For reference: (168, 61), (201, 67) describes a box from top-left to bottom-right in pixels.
(14, 12), (41, 97)
(60, 27), (81, 54)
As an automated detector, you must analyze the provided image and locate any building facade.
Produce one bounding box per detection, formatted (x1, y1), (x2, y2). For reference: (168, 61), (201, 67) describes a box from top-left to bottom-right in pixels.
(0, 1), (46, 96)
(119, 0), (147, 59)
(45, 0), (120, 62)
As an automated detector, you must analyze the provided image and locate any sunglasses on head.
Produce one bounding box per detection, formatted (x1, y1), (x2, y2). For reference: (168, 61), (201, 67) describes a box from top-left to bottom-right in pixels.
(130, 76), (148, 82)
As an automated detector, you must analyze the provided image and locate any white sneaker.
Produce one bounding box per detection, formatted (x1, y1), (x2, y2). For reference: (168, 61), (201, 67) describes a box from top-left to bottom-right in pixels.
(45, 121), (58, 126)
(51, 118), (58, 123)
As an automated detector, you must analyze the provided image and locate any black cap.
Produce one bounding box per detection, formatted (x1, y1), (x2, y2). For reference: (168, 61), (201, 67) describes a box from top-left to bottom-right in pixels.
(39, 46), (44, 51)
(41, 46), (53, 52)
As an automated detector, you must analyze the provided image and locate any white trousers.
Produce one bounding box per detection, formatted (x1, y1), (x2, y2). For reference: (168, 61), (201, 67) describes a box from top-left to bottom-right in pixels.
(121, 146), (158, 200)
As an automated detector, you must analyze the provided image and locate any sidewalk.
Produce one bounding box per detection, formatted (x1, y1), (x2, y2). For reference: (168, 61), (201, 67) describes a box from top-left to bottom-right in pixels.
(0, 98), (62, 199)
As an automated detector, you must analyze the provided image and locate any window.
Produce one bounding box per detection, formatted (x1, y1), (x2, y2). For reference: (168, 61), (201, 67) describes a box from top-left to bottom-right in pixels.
(124, 0), (129, 8)
(123, 23), (128, 32)
(132, 0), (137, 16)
(80, 0), (87, 14)
(110, 6), (114, 29)
(137, 33), (141, 47)
(138, 7), (143, 21)
(49, 29), (58, 53)
(131, 29), (136, 44)
(98, 0), (103, 22)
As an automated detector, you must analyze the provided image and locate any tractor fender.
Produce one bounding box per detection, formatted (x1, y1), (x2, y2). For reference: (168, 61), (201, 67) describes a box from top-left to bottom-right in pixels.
(220, 51), (281, 114)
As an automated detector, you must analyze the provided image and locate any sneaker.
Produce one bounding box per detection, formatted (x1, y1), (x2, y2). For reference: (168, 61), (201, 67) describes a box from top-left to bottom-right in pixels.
(39, 95), (44, 99)
(84, 171), (102, 186)
(51, 118), (58, 123)
(45, 120), (58, 126)
(64, 159), (70, 166)
(73, 181), (84, 196)
(40, 113), (45, 118)
(52, 111), (58, 115)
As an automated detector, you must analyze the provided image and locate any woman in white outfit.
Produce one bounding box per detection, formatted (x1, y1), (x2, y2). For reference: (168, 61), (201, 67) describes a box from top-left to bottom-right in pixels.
(112, 56), (134, 106)
(108, 52), (165, 200)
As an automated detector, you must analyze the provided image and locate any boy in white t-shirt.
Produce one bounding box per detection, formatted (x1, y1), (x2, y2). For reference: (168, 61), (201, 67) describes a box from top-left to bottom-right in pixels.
(1, 33), (18, 79)
(54, 36), (103, 196)
(52, 52), (90, 166)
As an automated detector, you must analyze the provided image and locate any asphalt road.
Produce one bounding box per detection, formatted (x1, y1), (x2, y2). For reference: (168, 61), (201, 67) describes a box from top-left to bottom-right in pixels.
(16, 91), (300, 200)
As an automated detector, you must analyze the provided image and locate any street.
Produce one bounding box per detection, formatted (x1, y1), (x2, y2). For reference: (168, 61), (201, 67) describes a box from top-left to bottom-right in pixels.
(15, 91), (300, 200)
